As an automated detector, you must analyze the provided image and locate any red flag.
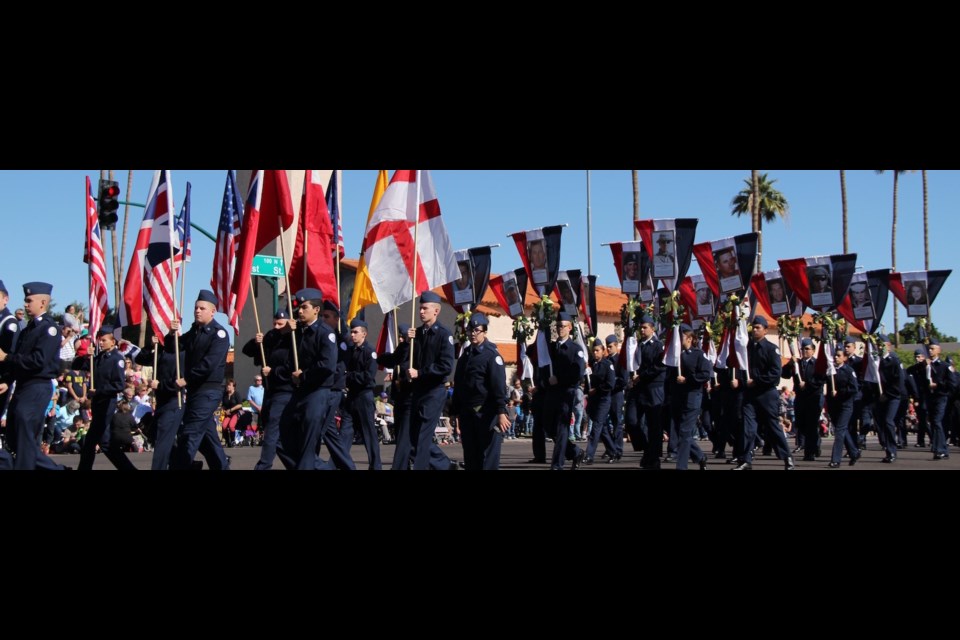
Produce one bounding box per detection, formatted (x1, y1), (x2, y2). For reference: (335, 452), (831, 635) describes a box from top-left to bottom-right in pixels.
(228, 171), (295, 334)
(289, 170), (339, 307)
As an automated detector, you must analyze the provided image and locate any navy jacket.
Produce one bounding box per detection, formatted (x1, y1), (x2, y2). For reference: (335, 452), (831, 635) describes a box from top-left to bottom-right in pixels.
(167, 319), (230, 392)
(452, 339), (507, 416)
(7, 312), (60, 386)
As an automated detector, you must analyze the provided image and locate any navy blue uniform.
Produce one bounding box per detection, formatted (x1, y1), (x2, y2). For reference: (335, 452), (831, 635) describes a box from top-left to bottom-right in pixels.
(452, 339), (508, 470)
(633, 336), (666, 468)
(242, 330), (298, 470)
(542, 337), (585, 470)
(927, 358), (953, 457)
(79, 348), (137, 471)
(585, 356), (617, 463)
(606, 352), (628, 459)
(907, 361), (930, 446)
(827, 363), (860, 465)
(667, 345), (713, 469)
(343, 340), (381, 469)
(528, 343), (548, 463)
(278, 318), (338, 470)
(898, 371), (918, 447)
(136, 343), (184, 470)
(407, 321), (454, 471)
(783, 356), (825, 460)
(875, 351), (903, 459)
(5, 312), (66, 470)
(379, 341), (415, 470)
(846, 353), (870, 446)
(167, 320), (231, 470)
(315, 332), (357, 471)
(742, 338), (790, 466)
(0, 308), (21, 469)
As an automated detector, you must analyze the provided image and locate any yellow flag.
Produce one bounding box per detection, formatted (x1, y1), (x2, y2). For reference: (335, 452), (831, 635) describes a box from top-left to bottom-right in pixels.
(347, 170), (389, 322)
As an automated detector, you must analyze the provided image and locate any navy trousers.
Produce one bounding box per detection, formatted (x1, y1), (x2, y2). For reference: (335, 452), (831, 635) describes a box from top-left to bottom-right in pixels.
(928, 395), (949, 456)
(409, 385), (451, 471)
(829, 401), (860, 464)
(543, 387), (581, 470)
(9, 382), (66, 470)
(673, 395), (705, 470)
(79, 394), (137, 471)
(458, 409), (503, 470)
(585, 394), (616, 461)
(743, 387), (789, 464)
(342, 390), (380, 470)
(150, 394), (183, 471)
(254, 391), (295, 470)
(874, 396), (900, 458)
(317, 393), (356, 470)
(171, 387), (230, 470)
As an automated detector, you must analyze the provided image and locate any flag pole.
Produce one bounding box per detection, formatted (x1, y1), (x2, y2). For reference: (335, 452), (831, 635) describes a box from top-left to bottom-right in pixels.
(178, 258), (187, 320)
(168, 231), (181, 409)
(248, 276), (267, 365)
(88, 235), (95, 389)
(409, 171), (422, 369)
(335, 170), (342, 314)
(276, 215), (299, 372)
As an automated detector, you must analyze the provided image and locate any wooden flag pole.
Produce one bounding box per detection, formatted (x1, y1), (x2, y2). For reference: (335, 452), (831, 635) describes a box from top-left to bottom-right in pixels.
(248, 277), (267, 365)
(178, 258), (187, 320)
(168, 238), (181, 409)
(275, 214), (299, 372)
(409, 171), (422, 369)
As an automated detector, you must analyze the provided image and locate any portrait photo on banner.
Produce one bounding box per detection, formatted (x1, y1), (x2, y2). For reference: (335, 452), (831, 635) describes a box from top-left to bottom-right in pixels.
(652, 231), (676, 279)
(766, 277), (790, 316)
(527, 239), (548, 285)
(695, 283), (714, 318)
(905, 280), (929, 317)
(453, 259), (474, 305)
(504, 277), (524, 317)
(849, 281), (876, 321)
(556, 279), (578, 317)
(622, 251), (640, 294)
(713, 246), (742, 294)
(807, 264), (833, 307)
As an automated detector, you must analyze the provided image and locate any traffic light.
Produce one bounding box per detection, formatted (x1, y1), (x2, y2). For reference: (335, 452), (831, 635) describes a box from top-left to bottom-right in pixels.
(98, 179), (120, 229)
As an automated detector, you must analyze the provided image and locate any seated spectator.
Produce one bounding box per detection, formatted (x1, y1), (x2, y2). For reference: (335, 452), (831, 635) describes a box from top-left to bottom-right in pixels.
(110, 399), (139, 453)
(220, 379), (244, 447)
(131, 382), (153, 423)
(246, 375), (264, 426)
(52, 416), (83, 455)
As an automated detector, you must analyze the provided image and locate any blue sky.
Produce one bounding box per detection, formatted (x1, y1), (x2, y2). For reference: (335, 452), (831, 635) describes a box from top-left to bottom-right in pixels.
(1, 169), (955, 338)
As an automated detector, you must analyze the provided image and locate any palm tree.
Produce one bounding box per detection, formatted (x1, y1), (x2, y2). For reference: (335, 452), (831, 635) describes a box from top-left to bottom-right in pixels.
(632, 170), (639, 240)
(731, 172), (790, 271)
(922, 170), (929, 269)
(876, 170), (914, 346)
(840, 170), (849, 253)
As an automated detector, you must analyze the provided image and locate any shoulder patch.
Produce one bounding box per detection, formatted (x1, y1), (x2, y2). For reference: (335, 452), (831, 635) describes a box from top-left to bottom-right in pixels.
(217, 329), (227, 339)
(610, 363), (615, 370)
(328, 333), (336, 343)
(577, 350), (585, 360)
(118, 359), (126, 368)
(774, 347), (780, 356)
(339, 341), (348, 351)
(371, 351), (377, 360)
(48, 326), (57, 337)
(7, 322), (17, 332)
(449, 335), (455, 345)
(495, 356), (504, 366)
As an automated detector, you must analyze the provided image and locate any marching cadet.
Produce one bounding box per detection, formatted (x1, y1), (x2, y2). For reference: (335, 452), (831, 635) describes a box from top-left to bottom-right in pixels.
(603, 334), (627, 462)
(316, 301), (356, 470)
(0, 282), (68, 470)
(277, 288), (338, 470)
(907, 349), (930, 447)
(343, 318), (380, 470)
(842, 337), (869, 450)
(450, 313), (509, 470)
(241, 310), (298, 470)
(405, 291), (456, 471)
(584, 338), (617, 465)
(541, 311), (586, 470)
(526, 341), (548, 464)
(735, 316), (793, 471)
(0, 280), (21, 470)
(167, 290), (231, 471)
(827, 346), (861, 468)
(633, 315), (666, 469)
(875, 334), (903, 463)
(78, 327), (138, 471)
(378, 323), (415, 469)
(136, 336), (185, 470)
(667, 324), (712, 470)
(782, 338), (825, 461)
(925, 338), (953, 460)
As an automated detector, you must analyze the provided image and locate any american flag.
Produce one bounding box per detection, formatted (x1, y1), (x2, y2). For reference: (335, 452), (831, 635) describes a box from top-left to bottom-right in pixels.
(143, 170), (181, 343)
(174, 181), (192, 269)
(211, 171), (243, 315)
(84, 176), (110, 337)
(327, 169), (344, 259)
